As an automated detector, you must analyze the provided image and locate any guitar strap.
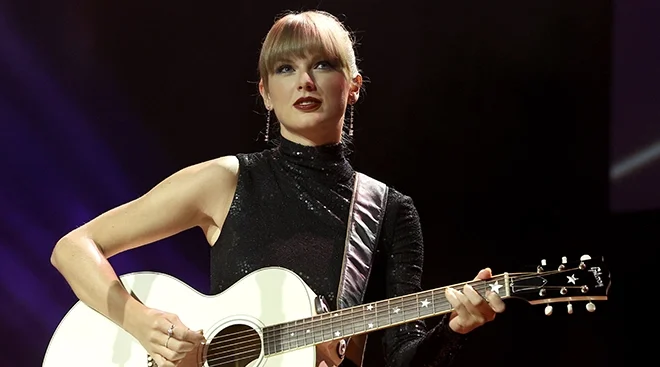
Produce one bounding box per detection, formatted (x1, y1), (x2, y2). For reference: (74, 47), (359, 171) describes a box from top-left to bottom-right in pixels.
(336, 172), (389, 366)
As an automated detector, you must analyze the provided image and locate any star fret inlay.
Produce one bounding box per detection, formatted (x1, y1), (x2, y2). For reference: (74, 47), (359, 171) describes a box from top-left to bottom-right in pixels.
(489, 281), (503, 294)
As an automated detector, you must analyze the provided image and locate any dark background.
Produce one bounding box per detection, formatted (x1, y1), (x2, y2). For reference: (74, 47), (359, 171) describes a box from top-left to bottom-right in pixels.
(1, 0), (643, 365)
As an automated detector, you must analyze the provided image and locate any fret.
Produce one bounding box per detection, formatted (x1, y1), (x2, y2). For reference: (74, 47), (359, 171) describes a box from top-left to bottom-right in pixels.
(313, 314), (325, 344)
(320, 313), (328, 341)
(403, 295), (416, 321)
(431, 289), (437, 314)
(417, 290), (435, 318)
(261, 276), (511, 356)
(303, 316), (313, 346)
(273, 325), (284, 353)
(292, 319), (300, 349)
(372, 300), (385, 328)
(280, 323), (291, 350)
(363, 302), (378, 331)
(475, 280), (488, 297)
(342, 307), (356, 336)
(354, 305), (366, 334)
(390, 297), (405, 325)
(331, 310), (342, 339)
(264, 328), (272, 355)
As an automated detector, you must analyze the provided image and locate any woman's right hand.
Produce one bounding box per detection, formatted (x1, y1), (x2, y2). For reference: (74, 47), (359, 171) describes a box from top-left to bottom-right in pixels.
(131, 308), (207, 367)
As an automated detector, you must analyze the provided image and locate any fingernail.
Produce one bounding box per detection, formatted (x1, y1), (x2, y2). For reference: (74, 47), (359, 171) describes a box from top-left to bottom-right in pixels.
(465, 283), (474, 291)
(197, 329), (204, 335)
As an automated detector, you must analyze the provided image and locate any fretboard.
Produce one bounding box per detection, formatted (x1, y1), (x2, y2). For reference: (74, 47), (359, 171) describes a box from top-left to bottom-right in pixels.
(262, 274), (508, 355)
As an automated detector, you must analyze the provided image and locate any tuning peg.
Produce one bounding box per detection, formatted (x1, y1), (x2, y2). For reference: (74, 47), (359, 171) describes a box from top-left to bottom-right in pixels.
(544, 305), (553, 316)
(562, 256), (567, 264)
(538, 259), (546, 273)
(580, 254), (592, 261)
(586, 301), (596, 312)
(567, 303), (573, 314)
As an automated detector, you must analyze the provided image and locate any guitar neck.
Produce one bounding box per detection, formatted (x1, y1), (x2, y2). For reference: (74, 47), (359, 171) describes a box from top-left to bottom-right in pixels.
(262, 274), (510, 355)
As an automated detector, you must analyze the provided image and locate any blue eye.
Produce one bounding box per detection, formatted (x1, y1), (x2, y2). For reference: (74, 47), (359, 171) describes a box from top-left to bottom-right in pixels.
(275, 65), (293, 73)
(316, 61), (333, 69)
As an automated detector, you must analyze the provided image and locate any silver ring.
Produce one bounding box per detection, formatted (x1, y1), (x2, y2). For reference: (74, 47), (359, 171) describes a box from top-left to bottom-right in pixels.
(166, 335), (171, 349)
(167, 324), (175, 337)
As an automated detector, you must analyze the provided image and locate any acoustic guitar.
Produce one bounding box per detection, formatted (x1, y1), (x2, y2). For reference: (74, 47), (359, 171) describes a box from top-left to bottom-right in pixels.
(43, 254), (609, 366)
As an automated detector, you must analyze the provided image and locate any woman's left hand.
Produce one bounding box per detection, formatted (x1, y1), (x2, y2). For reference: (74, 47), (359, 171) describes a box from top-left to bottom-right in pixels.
(445, 268), (506, 334)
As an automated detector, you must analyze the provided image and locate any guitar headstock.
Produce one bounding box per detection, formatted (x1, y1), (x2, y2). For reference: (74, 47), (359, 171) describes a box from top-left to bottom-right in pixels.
(506, 254), (610, 315)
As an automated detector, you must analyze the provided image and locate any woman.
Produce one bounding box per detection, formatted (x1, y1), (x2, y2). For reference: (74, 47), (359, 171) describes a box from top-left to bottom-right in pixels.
(51, 10), (505, 367)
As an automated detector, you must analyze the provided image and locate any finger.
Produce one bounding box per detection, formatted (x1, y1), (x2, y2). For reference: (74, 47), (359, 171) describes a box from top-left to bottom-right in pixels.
(159, 332), (195, 354)
(463, 284), (496, 321)
(164, 316), (206, 344)
(155, 341), (186, 363)
(486, 291), (507, 313)
(445, 287), (474, 319)
(474, 267), (492, 280)
(152, 353), (177, 367)
(181, 327), (207, 344)
(450, 287), (487, 324)
(445, 287), (464, 313)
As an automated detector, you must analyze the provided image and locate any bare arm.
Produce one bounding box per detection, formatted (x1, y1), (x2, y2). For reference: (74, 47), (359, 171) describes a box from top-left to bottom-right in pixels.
(50, 156), (238, 337)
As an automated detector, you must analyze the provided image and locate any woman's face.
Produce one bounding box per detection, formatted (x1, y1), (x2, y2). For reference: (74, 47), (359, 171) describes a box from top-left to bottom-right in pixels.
(260, 53), (360, 145)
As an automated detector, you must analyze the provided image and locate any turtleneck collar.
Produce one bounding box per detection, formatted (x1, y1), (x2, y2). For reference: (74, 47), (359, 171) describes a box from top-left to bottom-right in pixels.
(272, 135), (354, 184)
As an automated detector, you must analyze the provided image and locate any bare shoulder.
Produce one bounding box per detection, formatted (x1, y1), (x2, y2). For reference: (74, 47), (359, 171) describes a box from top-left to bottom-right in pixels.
(182, 155), (239, 191)
(189, 155), (239, 217)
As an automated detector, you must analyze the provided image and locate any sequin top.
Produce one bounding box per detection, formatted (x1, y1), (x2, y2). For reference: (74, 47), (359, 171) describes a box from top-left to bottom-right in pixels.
(210, 136), (466, 366)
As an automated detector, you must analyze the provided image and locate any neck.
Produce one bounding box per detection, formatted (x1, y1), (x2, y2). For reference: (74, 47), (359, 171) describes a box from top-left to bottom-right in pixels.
(259, 274), (510, 355)
(279, 125), (343, 147)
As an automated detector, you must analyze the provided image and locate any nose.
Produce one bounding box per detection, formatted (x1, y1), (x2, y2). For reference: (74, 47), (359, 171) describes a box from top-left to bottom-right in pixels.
(297, 72), (317, 91)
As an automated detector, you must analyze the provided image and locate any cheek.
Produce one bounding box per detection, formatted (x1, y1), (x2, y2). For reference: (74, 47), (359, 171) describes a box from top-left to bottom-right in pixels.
(268, 85), (289, 108)
(323, 77), (350, 102)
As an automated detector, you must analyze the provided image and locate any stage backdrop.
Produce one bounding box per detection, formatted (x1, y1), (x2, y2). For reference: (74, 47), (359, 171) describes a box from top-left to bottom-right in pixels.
(609, 0), (660, 213)
(1, 1), (621, 366)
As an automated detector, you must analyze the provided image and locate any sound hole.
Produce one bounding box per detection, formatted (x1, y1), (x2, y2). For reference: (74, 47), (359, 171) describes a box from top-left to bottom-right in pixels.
(206, 324), (262, 367)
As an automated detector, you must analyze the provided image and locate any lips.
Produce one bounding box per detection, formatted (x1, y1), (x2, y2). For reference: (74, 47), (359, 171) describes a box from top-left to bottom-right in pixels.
(293, 97), (322, 111)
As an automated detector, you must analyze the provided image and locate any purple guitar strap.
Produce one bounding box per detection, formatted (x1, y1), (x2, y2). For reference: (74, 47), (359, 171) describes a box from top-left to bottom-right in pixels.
(336, 172), (388, 366)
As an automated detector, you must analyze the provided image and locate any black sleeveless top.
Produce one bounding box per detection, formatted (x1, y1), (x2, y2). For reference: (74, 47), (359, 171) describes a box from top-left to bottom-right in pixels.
(210, 137), (465, 367)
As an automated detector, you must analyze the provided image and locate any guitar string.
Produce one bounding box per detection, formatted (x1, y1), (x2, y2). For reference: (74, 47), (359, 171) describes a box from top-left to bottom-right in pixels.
(204, 292), (466, 352)
(196, 280), (490, 353)
(207, 300), (466, 363)
(201, 270), (586, 364)
(201, 269), (577, 349)
(198, 278), (498, 344)
(204, 296), (459, 365)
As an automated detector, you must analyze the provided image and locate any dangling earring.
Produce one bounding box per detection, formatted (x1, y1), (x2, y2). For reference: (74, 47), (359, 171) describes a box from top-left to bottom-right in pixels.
(265, 109), (271, 142)
(348, 104), (354, 137)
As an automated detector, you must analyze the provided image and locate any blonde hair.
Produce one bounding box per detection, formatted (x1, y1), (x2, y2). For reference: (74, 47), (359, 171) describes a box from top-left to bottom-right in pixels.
(258, 10), (359, 90)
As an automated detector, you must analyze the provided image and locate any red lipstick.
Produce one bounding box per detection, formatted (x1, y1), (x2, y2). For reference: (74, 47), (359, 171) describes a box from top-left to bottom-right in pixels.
(293, 96), (322, 111)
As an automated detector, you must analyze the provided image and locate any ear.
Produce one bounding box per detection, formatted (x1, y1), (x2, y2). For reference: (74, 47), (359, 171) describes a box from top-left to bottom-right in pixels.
(348, 74), (362, 105)
(259, 79), (271, 109)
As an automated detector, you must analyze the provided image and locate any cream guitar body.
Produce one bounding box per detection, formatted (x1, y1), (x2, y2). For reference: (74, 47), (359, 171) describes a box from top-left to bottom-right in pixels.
(43, 267), (348, 367)
(44, 256), (609, 367)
